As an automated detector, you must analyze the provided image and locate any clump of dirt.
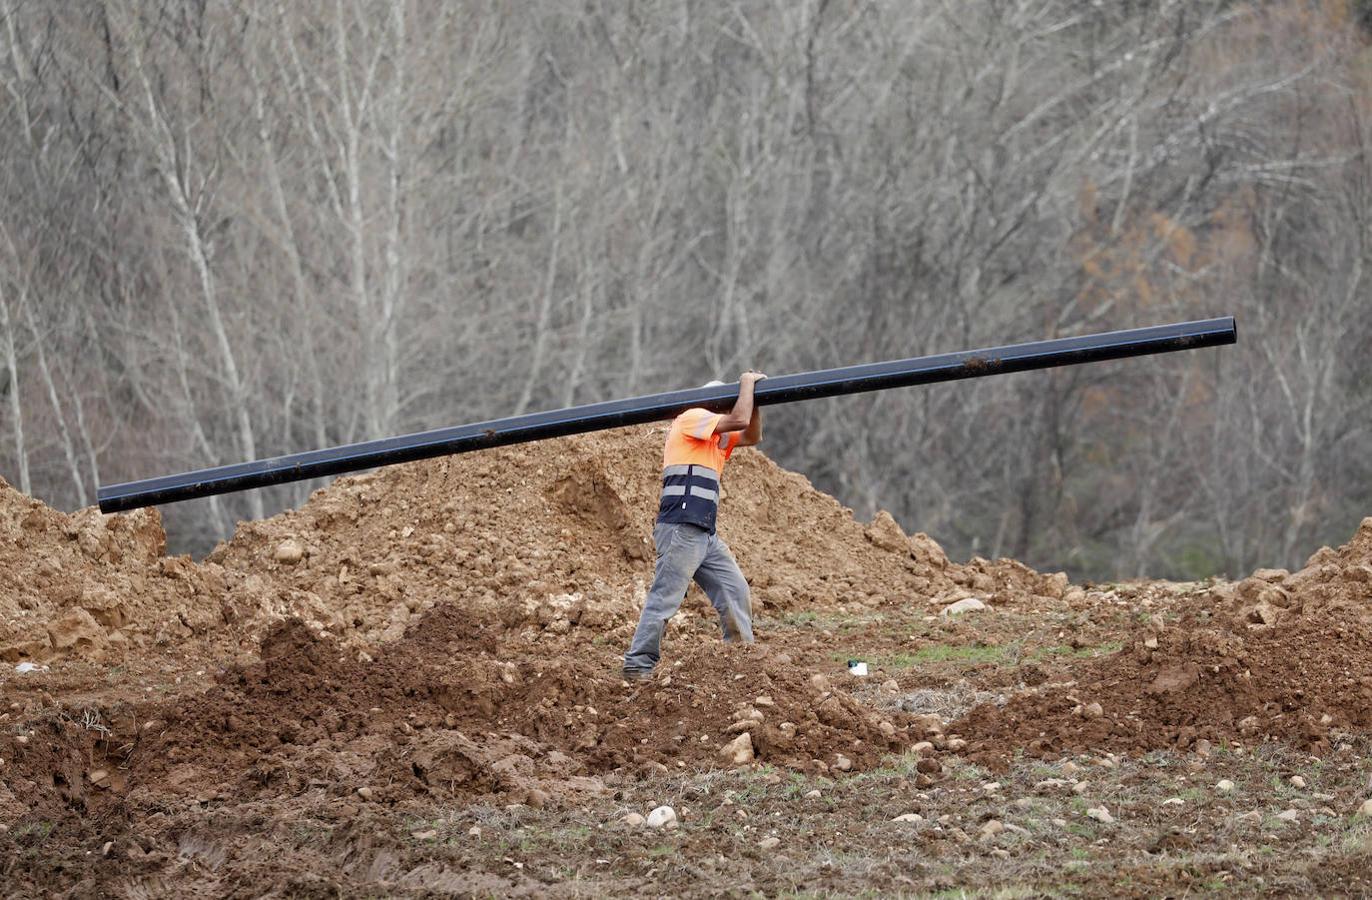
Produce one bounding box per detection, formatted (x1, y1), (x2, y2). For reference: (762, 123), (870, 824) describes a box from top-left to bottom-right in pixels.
(958, 517), (1372, 767)
(205, 426), (1062, 650)
(0, 477), (229, 663)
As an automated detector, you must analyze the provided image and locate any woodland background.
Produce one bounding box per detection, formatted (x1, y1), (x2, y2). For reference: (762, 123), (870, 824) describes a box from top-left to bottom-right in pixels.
(2, 0), (1371, 580)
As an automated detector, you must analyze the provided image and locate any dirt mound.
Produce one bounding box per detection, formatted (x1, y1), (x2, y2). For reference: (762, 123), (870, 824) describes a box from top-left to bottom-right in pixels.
(2, 602), (915, 828)
(958, 518), (1372, 767)
(0, 477), (230, 664)
(205, 426), (1062, 650)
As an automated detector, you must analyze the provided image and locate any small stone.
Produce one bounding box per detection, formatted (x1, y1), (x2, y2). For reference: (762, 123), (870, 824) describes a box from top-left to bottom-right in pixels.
(834, 754), (853, 772)
(915, 758), (941, 774)
(912, 741), (935, 755)
(1357, 799), (1372, 818)
(1078, 702), (1103, 719)
(720, 732), (755, 766)
(410, 829), (438, 840)
(646, 806), (677, 828)
(1013, 798), (1032, 810)
(1276, 809), (1299, 822)
(879, 721), (896, 737)
(1034, 779), (1067, 793)
(946, 738), (968, 751)
(1072, 782), (1090, 796)
(892, 813), (923, 823)
(810, 674), (831, 692)
(1059, 761), (1080, 775)
(469, 826), (482, 837)
(1162, 797), (1184, 806)
(1144, 637), (1159, 649)
(982, 782), (1001, 793)
(804, 790), (822, 799)
(1237, 810), (1263, 823)
(356, 786), (374, 800)
(755, 695), (775, 707)
(758, 836), (781, 850)
(1216, 780), (1235, 793)
(941, 597), (988, 616)
(274, 539), (305, 565)
(990, 848), (1011, 859)
(1290, 776), (1307, 789)
(13, 736), (28, 746)
(1052, 818), (1068, 827)
(1085, 806), (1114, 824)
(880, 679), (900, 693)
(622, 812), (645, 826)
(1194, 739), (1212, 757)
(101, 841), (114, 857)
(978, 820), (1004, 839)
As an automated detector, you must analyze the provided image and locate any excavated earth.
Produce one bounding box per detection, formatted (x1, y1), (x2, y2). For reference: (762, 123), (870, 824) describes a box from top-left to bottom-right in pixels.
(5, 424), (1372, 895)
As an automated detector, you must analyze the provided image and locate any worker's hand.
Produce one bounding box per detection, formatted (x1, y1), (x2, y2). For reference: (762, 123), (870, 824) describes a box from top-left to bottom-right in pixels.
(740, 370), (767, 385)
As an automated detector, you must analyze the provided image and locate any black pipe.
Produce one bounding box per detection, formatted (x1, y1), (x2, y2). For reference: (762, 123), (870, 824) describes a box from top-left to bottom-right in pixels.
(97, 316), (1236, 513)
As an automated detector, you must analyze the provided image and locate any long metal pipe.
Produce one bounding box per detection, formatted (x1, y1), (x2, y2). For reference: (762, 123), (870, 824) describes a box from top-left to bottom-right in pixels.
(97, 316), (1236, 513)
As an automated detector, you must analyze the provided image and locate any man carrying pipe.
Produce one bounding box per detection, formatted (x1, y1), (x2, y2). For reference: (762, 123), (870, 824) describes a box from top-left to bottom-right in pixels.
(622, 371), (767, 681)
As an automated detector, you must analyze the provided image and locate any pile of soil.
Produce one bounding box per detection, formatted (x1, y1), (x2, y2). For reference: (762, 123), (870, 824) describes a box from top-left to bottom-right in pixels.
(958, 517), (1372, 767)
(0, 604), (912, 826)
(0, 477), (225, 663)
(207, 426), (1067, 649)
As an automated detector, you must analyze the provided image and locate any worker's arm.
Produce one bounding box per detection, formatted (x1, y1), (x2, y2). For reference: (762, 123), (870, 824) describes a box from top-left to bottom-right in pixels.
(735, 405), (763, 447)
(714, 371), (766, 435)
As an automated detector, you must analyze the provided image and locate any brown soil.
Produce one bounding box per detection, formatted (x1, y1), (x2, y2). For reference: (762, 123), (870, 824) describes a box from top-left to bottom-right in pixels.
(957, 518), (1372, 768)
(8, 426), (1372, 894)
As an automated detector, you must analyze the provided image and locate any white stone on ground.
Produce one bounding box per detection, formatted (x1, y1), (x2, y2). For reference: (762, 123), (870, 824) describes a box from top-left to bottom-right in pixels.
(646, 806), (677, 828)
(940, 597), (988, 616)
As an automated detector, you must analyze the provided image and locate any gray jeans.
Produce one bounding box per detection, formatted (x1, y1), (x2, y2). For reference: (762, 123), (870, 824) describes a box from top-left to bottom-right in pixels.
(623, 522), (754, 673)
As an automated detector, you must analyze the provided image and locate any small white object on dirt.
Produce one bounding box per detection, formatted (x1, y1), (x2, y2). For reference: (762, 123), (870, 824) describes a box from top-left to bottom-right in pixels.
(1162, 797), (1184, 806)
(646, 806), (677, 828)
(14, 662), (47, 674)
(622, 812), (645, 826)
(410, 829), (438, 840)
(355, 786), (374, 800)
(1290, 776), (1307, 789)
(1216, 779), (1236, 793)
(758, 836), (781, 850)
(891, 813), (923, 823)
(982, 782), (1001, 793)
(978, 820), (1004, 839)
(1276, 809), (1299, 822)
(848, 662), (869, 677)
(1071, 782), (1090, 796)
(940, 597), (988, 616)
(1358, 799), (1372, 818)
(754, 695), (774, 707)
(804, 789), (822, 799)
(1085, 807), (1115, 824)
(469, 826), (482, 837)
(1034, 779), (1067, 793)
(879, 721), (896, 737)
(834, 754), (853, 771)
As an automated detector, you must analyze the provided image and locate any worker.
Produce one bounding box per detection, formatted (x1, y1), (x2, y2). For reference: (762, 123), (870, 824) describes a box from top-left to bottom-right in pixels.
(622, 371), (766, 681)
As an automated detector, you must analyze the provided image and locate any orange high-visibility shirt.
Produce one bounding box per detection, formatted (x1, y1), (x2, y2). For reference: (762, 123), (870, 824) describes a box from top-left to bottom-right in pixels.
(662, 408), (739, 474)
